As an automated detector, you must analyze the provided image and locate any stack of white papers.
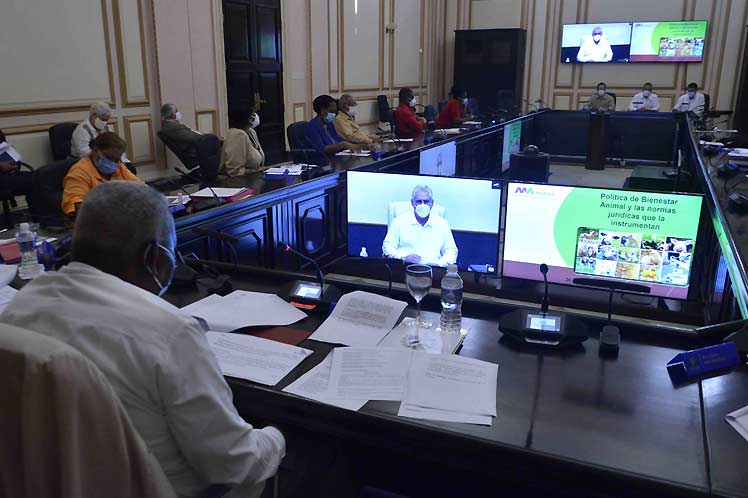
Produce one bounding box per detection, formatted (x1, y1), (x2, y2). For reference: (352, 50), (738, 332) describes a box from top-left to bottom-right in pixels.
(207, 331), (312, 386)
(265, 165), (304, 175)
(726, 405), (748, 442)
(181, 290), (307, 331)
(283, 354), (367, 411)
(326, 347), (412, 401)
(0, 285), (17, 314)
(335, 150), (371, 157)
(191, 187), (248, 198)
(0, 141), (21, 162)
(398, 354), (498, 426)
(0, 264), (17, 287)
(309, 291), (407, 346)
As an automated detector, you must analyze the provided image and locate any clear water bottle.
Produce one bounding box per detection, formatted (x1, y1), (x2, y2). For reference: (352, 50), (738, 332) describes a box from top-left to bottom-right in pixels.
(17, 223), (42, 280)
(440, 264), (463, 333)
(359, 247), (368, 257)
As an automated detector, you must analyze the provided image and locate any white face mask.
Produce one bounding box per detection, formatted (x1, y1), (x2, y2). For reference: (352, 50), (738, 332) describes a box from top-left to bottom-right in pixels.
(463, 98), (469, 105)
(175, 111), (183, 122)
(597, 89), (606, 97)
(250, 113), (260, 129)
(348, 106), (358, 117)
(643, 90), (651, 98)
(414, 203), (431, 218)
(94, 118), (108, 131)
(410, 97), (417, 108)
(687, 91), (696, 99)
(593, 34), (602, 42)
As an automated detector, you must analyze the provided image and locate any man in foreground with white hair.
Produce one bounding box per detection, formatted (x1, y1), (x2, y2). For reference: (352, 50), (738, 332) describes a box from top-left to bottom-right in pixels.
(0, 182), (285, 498)
(71, 101), (116, 158)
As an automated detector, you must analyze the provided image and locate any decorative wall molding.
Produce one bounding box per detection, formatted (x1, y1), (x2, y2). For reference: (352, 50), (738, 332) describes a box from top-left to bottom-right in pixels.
(292, 102), (307, 123)
(123, 114), (155, 165)
(195, 109), (218, 135)
(112, 0), (151, 107)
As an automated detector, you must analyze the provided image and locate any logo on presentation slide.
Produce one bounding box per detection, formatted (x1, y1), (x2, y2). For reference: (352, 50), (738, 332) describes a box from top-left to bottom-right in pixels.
(513, 186), (555, 197)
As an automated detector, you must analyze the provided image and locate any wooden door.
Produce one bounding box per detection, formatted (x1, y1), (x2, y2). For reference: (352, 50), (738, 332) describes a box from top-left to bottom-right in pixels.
(223, 0), (285, 163)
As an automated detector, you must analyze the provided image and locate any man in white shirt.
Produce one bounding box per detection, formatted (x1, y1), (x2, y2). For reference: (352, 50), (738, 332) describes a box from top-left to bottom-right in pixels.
(576, 26), (613, 62)
(71, 102), (114, 158)
(629, 82), (661, 112)
(0, 182), (285, 498)
(673, 82), (706, 117)
(382, 185), (458, 266)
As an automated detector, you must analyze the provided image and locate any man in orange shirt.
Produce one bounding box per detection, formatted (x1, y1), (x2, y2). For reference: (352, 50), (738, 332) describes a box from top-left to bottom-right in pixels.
(62, 132), (142, 220)
(437, 86), (470, 129)
(394, 87), (426, 139)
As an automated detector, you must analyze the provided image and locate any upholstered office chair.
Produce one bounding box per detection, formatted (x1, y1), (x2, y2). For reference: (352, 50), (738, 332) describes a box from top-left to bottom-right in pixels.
(0, 323), (176, 498)
(377, 95), (396, 133)
(286, 121), (326, 165)
(607, 92), (617, 108)
(0, 162), (35, 229)
(703, 93), (711, 117)
(32, 158), (76, 228)
(48, 123), (78, 161)
(194, 134), (221, 181)
(387, 201), (446, 227)
(157, 130), (200, 171)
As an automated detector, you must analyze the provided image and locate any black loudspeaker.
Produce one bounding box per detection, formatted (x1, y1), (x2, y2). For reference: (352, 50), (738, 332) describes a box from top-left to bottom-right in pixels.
(453, 29), (526, 114)
(508, 150), (550, 182)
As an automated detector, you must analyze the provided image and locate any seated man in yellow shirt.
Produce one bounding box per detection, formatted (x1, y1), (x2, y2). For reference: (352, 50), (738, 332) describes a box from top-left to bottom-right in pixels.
(333, 94), (382, 145)
(62, 132), (142, 220)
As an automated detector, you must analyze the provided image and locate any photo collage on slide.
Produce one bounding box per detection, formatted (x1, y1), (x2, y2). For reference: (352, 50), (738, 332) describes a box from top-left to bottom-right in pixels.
(658, 37), (704, 58)
(575, 228), (693, 286)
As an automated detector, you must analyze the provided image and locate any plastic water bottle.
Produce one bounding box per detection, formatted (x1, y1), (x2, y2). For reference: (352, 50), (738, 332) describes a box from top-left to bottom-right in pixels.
(359, 247), (368, 257)
(17, 223), (42, 280)
(440, 264), (463, 333)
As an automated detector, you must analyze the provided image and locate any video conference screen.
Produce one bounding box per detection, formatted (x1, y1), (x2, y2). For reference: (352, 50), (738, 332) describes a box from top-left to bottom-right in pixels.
(419, 141), (456, 176)
(501, 121), (522, 172)
(561, 20), (707, 63)
(347, 171), (502, 273)
(503, 183), (703, 298)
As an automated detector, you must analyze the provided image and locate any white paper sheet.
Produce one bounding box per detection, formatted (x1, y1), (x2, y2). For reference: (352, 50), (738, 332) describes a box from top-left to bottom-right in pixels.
(404, 354), (498, 417)
(0, 264), (17, 287)
(165, 195), (191, 206)
(265, 165), (304, 175)
(181, 291), (307, 332)
(191, 187), (247, 198)
(383, 138), (414, 143)
(206, 331), (312, 386)
(283, 353), (367, 411)
(462, 121), (482, 126)
(398, 403), (493, 425)
(326, 347), (412, 401)
(0, 285), (18, 314)
(0, 142), (21, 162)
(335, 150), (371, 157)
(437, 128), (462, 134)
(309, 291), (407, 346)
(726, 405), (748, 443)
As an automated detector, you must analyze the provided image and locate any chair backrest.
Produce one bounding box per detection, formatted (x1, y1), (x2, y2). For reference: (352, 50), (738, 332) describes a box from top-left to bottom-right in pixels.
(286, 121), (311, 150)
(437, 100), (447, 113)
(703, 93), (711, 115)
(0, 323), (176, 498)
(423, 105), (437, 123)
(467, 97), (479, 116)
(607, 92), (617, 107)
(387, 201), (446, 227)
(33, 158), (77, 227)
(377, 95), (393, 123)
(194, 134), (222, 181)
(48, 123), (78, 161)
(157, 130), (198, 170)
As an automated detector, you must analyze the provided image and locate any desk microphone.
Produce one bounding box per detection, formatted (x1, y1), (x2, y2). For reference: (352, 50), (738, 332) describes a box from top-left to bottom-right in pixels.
(277, 241), (325, 292)
(539, 263), (550, 314)
(174, 167), (220, 200)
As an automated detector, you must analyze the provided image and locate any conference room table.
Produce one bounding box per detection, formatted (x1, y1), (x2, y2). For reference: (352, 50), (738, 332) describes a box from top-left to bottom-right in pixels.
(166, 267), (748, 498)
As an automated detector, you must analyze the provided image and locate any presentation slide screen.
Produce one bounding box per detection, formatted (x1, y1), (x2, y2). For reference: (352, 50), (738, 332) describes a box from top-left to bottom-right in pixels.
(503, 183), (703, 298)
(561, 23), (633, 63)
(501, 121), (522, 172)
(630, 21), (707, 62)
(419, 141), (456, 176)
(347, 172), (502, 272)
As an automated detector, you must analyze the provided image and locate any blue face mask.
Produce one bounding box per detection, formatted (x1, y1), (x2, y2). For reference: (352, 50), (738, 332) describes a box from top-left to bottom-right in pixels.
(325, 112), (335, 124)
(97, 156), (119, 175)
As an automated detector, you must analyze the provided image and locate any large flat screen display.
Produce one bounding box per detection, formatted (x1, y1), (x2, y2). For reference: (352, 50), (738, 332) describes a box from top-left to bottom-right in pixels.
(503, 183), (703, 298)
(502, 121), (522, 172)
(561, 20), (707, 63)
(419, 141), (456, 176)
(347, 172), (502, 272)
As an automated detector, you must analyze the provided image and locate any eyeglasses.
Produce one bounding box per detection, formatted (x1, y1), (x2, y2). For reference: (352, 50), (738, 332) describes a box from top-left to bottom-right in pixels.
(413, 199), (432, 205)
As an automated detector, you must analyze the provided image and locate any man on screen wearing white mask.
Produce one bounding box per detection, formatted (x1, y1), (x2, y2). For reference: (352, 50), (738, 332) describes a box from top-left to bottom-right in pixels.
(383, 184), (458, 267)
(219, 109), (266, 176)
(673, 82), (706, 117)
(586, 82), (615, 112)
(576, 26), (613, 62)
(630, 82), (660, 112)
(70, 102), (117, 158)
(333, 94), (382, 145)
(160, 102), (203, 169)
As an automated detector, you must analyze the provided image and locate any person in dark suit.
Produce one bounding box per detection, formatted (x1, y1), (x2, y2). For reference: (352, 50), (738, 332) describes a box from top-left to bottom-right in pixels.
(159, 103), (203, 169)
(0, 129), (36, 211)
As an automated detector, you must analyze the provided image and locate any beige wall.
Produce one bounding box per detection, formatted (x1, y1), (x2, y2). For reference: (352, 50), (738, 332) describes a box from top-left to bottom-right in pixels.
(459, 0), (747, 116)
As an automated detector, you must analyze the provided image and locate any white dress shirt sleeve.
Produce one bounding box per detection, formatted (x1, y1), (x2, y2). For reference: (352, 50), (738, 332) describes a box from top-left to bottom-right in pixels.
(649, 94), (661, 111)
(601, 39), (613, 62)
(629, 93), (642, 111)
(70, 123), (93, 158)
(436, 221), (458, 267)
(158, 324), (285, 489)
(382, 218), (406, 259)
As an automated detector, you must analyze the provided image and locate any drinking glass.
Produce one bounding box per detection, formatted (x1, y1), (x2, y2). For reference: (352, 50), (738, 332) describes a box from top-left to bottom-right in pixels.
(405, 264), (433, 338)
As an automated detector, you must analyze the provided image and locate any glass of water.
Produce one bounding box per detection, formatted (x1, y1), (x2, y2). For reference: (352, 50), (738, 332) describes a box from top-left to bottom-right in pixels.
(405, 264), (433, 337)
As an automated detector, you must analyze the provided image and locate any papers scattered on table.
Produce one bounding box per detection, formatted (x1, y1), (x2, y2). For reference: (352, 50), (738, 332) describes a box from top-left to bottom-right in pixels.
(379, 317), (468, 354)
(166, 195), (191, 206)
(191, 187), (248, 198)
(437, 128), (462, 135)
(207, 331), (312, 386)
(383, 138), (414, 143)
(726, 405), (748, 443)
(336, 150), (371, 157)
(182, 290), (307, 332)
(308, 291), (407, 346)
(327, 347), (412, 401)
(463, 121), (482, 126)
(283, 353), (367, 411)
(265, 164), (304, 175)
(399, 354), (497, 426)
(0, 141), (21, 163)
(0, 285), (18, 314)
(0, 264), (17, 287)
